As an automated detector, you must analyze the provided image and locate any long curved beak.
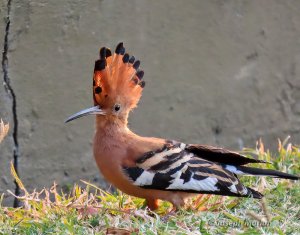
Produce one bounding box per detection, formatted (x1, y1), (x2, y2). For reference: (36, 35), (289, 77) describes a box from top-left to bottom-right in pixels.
(65, 105), (106, 123)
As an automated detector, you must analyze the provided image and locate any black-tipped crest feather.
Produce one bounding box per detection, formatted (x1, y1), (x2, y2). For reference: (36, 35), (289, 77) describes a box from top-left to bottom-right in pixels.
(106, 48), (112, 57)
(133, 60), (140, 70)
(94, 59), (106, 71)
(123, 53), (129, 63)
(129, 56), (135, 64)
(100, 47), (106, 59)
(115, 42), (124, 54)
(136, 70), (144, 79)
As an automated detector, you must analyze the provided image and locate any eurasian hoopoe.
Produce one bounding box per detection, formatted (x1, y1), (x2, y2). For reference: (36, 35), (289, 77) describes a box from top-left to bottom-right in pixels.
(66, 42), (299, 210)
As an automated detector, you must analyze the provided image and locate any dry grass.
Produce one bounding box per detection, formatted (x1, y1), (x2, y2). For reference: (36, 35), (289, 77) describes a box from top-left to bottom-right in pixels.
(0, 134), (299, 234)
(0, 119), (9, 143)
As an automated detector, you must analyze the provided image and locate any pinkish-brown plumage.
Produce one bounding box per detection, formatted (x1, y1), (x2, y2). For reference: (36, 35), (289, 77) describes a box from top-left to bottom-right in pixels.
(66, 42), (299, 210)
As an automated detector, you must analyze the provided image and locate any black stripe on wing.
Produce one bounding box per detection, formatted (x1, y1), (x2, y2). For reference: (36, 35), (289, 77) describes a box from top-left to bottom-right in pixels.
(123, 167), (144, 181)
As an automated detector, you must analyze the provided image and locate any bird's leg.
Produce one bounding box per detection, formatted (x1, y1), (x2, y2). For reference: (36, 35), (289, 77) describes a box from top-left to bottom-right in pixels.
(170, 201), (185, 213)
(161, 201), (184, 221)
(146, 198), (159, 211)
(164, 194), (186, 216)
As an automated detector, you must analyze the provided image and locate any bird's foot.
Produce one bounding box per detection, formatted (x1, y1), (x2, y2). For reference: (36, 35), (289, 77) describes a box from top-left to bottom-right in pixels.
(145, 198), (159, 211)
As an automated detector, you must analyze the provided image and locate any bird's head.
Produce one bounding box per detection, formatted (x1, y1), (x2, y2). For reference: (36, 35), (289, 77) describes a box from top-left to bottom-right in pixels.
(65, 42), (145, 124)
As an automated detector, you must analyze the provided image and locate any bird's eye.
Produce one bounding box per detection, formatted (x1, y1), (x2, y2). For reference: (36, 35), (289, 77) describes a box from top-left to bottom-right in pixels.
(114, 104), (121, 112)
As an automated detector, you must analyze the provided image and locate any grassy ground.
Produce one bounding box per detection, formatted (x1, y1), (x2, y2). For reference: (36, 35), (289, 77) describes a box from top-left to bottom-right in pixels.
(0, 127), (299, 234)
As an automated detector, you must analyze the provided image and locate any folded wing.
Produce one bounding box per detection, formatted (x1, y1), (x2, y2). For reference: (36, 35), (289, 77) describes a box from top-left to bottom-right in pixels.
(123, 141), (263, 198)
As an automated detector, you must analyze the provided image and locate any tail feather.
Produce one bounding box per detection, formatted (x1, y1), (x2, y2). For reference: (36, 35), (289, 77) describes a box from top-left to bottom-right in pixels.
(246, 187), (263, 199)
(227, 165), (300, 180)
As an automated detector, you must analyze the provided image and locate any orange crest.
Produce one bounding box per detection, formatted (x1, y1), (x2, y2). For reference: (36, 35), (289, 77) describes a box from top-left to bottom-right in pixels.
(93, 42), (145, 110)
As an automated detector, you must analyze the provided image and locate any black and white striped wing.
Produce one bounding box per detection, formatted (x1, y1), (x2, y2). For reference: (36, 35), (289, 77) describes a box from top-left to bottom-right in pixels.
(123, 142), (262, 198)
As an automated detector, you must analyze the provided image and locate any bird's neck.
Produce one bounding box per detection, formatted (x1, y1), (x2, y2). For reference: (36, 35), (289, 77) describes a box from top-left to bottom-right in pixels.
(95, 115), (133, 141)
(94, 115), (166, 163)
(94, 115), (141, 161)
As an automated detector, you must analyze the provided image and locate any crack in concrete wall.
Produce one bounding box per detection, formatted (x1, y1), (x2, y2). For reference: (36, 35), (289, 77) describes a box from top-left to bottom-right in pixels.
(1, 0), (20, 208)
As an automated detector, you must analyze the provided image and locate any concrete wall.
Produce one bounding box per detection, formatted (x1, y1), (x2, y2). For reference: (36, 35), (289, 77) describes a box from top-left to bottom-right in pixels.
(1, 0), (300, 206)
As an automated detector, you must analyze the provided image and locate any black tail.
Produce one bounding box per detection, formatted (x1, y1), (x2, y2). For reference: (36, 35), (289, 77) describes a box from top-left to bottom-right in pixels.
(246, 187), (263, 199)
(236, 166), (299, 180)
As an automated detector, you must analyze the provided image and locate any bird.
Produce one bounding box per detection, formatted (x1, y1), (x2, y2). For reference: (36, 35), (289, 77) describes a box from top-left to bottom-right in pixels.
(65, 42), (299, 211)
